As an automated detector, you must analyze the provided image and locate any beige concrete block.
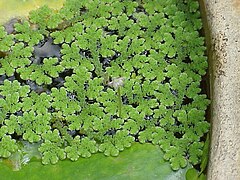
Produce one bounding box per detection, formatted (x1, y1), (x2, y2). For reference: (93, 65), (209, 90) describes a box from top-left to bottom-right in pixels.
(200, 0), (240, 179)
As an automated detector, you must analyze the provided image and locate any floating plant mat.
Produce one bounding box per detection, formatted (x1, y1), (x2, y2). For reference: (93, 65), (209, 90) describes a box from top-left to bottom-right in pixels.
(0, 0), (209, 175)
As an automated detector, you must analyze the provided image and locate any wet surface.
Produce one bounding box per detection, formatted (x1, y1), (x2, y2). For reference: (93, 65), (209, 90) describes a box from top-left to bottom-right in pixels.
(0, 0), (65, 24)
(33, 38), (61, 62)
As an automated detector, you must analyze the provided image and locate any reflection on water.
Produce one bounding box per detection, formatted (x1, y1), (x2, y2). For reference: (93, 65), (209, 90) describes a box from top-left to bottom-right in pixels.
(0, 0), (65, 24)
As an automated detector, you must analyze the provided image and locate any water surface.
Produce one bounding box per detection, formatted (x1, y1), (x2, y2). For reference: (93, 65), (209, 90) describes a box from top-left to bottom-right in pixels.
(0, 0), (65, 24)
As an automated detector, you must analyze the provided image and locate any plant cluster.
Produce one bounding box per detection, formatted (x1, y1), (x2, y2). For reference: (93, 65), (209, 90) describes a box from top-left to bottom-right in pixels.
(0, 0), (210, 170)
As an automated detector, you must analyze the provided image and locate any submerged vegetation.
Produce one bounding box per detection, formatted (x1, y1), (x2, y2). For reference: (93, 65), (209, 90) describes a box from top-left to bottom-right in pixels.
(0, 0), (209, 171)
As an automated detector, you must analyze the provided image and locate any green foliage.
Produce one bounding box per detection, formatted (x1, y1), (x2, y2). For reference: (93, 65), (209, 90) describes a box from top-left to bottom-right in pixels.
(0, 135), (18, 158)
(186, 168), (206, 180)
(60, 42), (82, 69)
(22, 92), (52, 114)
(51, 22), (84, 44)
(185, 133), (209, 180)
(0, 42), (33, 76)
(0, 80), (30, 114)
(5, 115), (20, 135)
(65, 136), (98, 160)
(39, 130), (66, 165)
(17, 57), (64, 85)
(0, 26), (14, 52)
(39, 140), (66, 165)
(51, 87), (81, 116)
(99, 130), (135, 157)
(200, 133), (210, 173)
(14, 21), (44, 46)
(59, 0), (84, 21)
(18, 111), (51, 142)
(29, 5), (63, 30)
(0, 0), (209, 171)
(0, 80), (30, 97)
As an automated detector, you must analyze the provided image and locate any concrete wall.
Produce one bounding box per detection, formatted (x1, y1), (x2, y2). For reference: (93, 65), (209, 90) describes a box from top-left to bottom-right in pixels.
(200, 0), (240, 179)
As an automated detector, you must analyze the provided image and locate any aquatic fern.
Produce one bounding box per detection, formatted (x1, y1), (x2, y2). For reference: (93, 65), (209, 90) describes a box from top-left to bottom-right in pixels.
(51, 87), (81, 116)
(39, 130), (66, 165)
(0, 0), (209, 170)
(51, 22), (84, 44)
(39, 140), (65, 165)
(14, 21), (44, 46)
(0, 43), (33, 76)
(18, 111), (51, 142)
(60, 42), (82, 69)
(29, 5), (63, 30)
(0, 26), (14, 52)
(22, 92), (52, 114)
(17, 57), (64, 85)
(0, 80), (30, 114)
(0, 135), (18, 158)
(65, 136), (98, 160)
(0, 80), (30, 97)
(99, 130), (135, 157)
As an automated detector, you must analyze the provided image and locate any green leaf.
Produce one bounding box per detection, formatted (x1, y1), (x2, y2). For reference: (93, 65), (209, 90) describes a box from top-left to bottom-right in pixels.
(152, 127), (166, 145)
(17, 57), (64, 85)
(0, 93), (22, 113)
(0, 143), (191, 179)
(188, 1), (200, 13)
(60, 43), (81, 68)
(199, 173), (207, 180)
(200, 133), (210, 173)
(192, 95), (210, 111)
(114, 130), (135, 150)
(86, 77), (104, 100)
(0, 126), (8, 138)
(42, 57), (64, 78)
(51, 22), (83, 44)
(42, 129), (62, 143)
(186, 82), (201, 98)
(186, 168), (199, 180)
(0, 43), (32, 76)
(0, 80), (29, 97)
(59, 0), (84, 20)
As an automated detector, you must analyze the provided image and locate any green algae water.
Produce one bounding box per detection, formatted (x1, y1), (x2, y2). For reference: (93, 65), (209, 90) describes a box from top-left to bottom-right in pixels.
(0, 0), (65, 24)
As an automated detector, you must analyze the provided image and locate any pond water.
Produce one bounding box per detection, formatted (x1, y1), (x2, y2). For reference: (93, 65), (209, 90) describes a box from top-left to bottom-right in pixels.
(0, 0), (65, 24)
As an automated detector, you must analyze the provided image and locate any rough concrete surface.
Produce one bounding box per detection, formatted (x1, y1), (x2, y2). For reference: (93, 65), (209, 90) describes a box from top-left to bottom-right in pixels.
(200, 0), (240, 179)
